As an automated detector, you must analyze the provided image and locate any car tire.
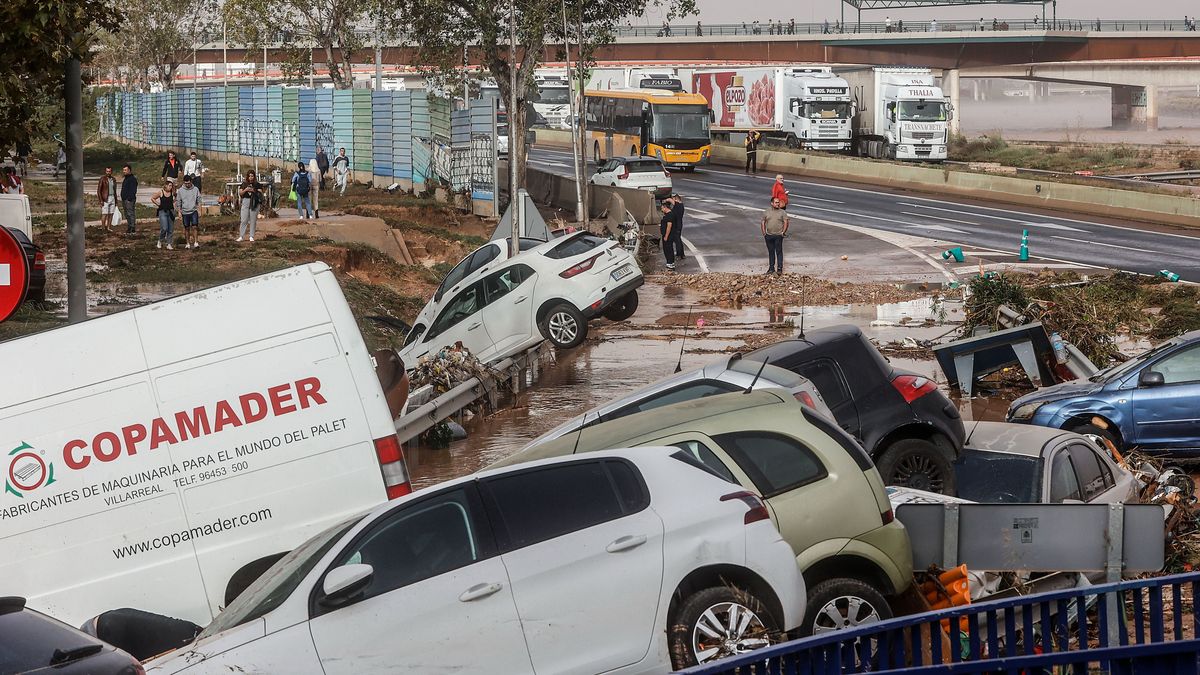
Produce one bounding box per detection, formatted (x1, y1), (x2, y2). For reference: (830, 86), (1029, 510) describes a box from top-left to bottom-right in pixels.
(668, 586), (780, 669)
(540, 303), (588, 349)
(875, 438), (957, 495)
(1069, 422), (1122, 453)
(602, 290), (639, 321)
(801, 577), (893, 636)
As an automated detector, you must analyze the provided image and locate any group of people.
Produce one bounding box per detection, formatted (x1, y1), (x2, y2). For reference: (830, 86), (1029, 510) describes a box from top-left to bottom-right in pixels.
(1185, 16), (1198, 31)
(288, 146), (352, 220)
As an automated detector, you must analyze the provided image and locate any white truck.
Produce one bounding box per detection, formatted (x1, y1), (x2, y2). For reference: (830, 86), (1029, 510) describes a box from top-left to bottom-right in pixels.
(0, 263), (413, 627)
(692, 66), (855, 151)
(842, 66), (953, 161)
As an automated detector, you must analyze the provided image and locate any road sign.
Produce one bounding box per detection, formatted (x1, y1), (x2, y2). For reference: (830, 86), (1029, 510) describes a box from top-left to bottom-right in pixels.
(0, 227), (29, 322)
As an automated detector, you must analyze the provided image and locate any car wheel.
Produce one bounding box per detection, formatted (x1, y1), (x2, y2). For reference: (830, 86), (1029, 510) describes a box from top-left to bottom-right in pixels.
(602, 290), (639, 321)
(1070, 422), (1122, 453)
(540, 303), (587, 349)
(668, 586), (780, 669)
(802, 578), (893, 636)
(875, 438), (956, 495)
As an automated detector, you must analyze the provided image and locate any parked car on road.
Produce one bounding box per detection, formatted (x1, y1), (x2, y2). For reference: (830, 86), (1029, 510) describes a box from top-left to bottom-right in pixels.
(7, 226), (46, 303)
(748, 325), (966, 494)
(1007, 330), (1200, 454)
(147, 448), (805, 673)
(400, 232), (643, 361)
(954, 422), (1139, 505)
(526, 353), (831, 448)
(0, 597), (142, 675)
(589, 156), (673, 200)
(497, 390), (913, 636)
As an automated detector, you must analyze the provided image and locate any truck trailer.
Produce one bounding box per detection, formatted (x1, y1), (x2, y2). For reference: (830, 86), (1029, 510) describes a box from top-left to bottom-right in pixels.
(692, 66), (855, 151)
(841, 66), (953, 161)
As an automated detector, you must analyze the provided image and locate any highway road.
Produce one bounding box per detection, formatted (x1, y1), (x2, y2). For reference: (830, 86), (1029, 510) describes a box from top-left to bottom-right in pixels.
(529, 146), (1200, 283)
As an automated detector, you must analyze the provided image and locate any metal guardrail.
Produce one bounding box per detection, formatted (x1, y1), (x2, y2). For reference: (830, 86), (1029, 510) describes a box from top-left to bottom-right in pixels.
(680, 571), (1200, 675)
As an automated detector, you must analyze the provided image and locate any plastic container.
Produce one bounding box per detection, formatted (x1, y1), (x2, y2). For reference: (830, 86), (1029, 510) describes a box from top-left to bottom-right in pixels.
(1051, 331), (1068, 365)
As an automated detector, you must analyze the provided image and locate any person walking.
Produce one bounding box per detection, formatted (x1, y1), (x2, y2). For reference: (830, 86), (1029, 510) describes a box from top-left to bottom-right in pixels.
(15, 141), (30, 177)
(292, 161), (313, 219)
(53, 142), (66, 178)
(151, 181), (177, 250)
(885, 16), (892, 31)
(183, 151), (204, 192)
(97, 166), (118, 231)
(161, 150), (181, 184)
(771, 174), (789, 209)
(316, 146), (330, 189)
(307, 156), (322, 218)
(177, 175), (201, 249)
(333, 147), (350, 196)
(120, 165), (138, 234)
(659, 201), (681, 271)
(237, 171), (264, 242)
(761, 197), (788, 275)
(744, 131), (760, 174)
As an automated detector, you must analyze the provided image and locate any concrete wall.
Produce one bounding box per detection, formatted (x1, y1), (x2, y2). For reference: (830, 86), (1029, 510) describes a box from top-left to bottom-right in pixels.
(523, 164), (658, 225)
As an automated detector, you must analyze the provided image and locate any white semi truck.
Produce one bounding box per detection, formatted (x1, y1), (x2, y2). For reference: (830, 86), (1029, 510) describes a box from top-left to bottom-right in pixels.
(692, 66), (855, 151)
(841, 66), (953, 161)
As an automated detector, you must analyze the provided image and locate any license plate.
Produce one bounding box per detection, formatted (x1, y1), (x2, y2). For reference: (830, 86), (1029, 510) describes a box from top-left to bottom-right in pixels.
(611, 264), (634, 281)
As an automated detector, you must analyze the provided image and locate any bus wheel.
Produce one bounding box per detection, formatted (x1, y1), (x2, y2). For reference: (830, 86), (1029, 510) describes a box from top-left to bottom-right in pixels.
(593, 141), (601, 164)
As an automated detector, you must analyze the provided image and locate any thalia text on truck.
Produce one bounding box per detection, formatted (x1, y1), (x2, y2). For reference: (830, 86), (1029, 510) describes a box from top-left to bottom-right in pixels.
(0, 263), (412, 629)
(841, 66), (953, 161)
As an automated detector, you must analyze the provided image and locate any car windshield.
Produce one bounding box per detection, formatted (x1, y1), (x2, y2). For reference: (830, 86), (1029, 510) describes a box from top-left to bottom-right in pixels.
(533, 87), (569, 105)
(1090, 339), (1178, 382)
(898, 100), (947, 122)
(651, 105), (710, 141)
(198, 516), (363, 639)
(954, 449), (1041, 503)
(803, 102), (851, 119)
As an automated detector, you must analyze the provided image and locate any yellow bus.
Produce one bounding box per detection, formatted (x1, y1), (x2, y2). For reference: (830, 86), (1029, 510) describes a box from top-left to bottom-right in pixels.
(584, 84), (712, 171)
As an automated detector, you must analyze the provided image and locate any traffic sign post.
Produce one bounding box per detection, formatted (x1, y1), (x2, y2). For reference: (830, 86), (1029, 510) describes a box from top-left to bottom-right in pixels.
(0, 227), (30, 322)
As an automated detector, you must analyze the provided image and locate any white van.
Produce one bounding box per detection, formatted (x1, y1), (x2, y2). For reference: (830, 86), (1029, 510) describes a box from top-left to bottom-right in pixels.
(0, 193), (32, 239)
(0, 263), (411, 627)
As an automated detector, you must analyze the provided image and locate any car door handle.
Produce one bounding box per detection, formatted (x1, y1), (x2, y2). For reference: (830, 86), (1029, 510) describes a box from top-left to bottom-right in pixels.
(468, 322), (482, 331)
(514, 295), (528, 304)
(606, 534), (647, 553)
(459, 582), (503, 602)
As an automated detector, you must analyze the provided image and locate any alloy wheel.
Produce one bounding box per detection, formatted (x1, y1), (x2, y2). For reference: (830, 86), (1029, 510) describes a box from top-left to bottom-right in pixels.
(691, 601), (771, 663)
(547, 312), (578, 344)
(892, 454), (942, 493)
(811, 595), (883, 635)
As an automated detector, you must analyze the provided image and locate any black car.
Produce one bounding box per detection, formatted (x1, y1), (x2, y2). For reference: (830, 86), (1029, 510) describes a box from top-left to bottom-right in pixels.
(6, 227), (46, 303)
(748, 325), (966, 494)
(0, 597), (143, 674)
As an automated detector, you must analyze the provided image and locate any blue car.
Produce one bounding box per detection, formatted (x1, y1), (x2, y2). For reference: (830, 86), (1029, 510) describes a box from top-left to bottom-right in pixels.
(1006, 330), (1200, 453)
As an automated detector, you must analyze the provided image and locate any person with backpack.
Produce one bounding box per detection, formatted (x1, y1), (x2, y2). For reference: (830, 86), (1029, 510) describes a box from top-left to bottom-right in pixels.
(292, 162), (313, 219)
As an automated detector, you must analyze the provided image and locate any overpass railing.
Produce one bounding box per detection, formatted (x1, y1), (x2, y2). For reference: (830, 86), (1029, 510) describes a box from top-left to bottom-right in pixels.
(680, 571), (1200, 675)
(613, 18), (1199, 37)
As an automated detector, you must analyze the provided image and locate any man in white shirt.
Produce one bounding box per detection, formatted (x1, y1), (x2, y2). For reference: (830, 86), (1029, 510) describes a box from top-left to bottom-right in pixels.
(183, 152), (205, 192)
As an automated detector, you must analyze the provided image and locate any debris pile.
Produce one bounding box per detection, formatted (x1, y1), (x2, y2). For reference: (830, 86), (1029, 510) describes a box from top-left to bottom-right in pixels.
(1119, 449), (1200, 573)
(409, 347), (491, 395)
(653, 273), (929, 308)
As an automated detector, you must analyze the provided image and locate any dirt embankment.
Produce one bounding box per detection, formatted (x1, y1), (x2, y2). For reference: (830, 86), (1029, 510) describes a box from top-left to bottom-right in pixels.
(653, 272), (931, 308)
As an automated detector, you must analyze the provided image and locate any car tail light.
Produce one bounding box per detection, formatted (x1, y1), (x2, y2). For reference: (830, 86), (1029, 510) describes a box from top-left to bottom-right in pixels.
(33, 251), (45, 271)
(892, 374), (937, 403)
(618, 167), (629, 180)
(881, 507), (895, 525)
(793, 391), (816, 408)
(559, 252), (603, 278)
(720, 491), (771, 525)
(374, 434), (412, 500)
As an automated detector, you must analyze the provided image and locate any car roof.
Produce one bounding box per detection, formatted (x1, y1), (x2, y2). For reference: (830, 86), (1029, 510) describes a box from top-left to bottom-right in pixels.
(611, 156), (663, 163)
(748, 325), (865, 357)
(962, 421), (1075, 457)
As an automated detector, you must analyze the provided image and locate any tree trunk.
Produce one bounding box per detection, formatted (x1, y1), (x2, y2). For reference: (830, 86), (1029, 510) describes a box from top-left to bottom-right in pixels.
(324, 43), (348, 89)
(339, 47), (355, 90)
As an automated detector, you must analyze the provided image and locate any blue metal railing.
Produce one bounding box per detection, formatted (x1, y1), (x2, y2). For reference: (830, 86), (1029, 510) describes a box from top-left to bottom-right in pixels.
(681, 571), (1200, 675)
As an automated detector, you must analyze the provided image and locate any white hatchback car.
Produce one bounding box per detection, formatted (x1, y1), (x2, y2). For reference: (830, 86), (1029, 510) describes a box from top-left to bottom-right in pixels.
(147, 448), (805, 674)
(400, 233), (643, 363)
(590, 156), (673, 201)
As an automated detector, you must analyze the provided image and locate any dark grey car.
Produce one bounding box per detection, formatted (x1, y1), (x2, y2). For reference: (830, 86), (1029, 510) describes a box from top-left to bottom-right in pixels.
(0, 597), (142, 675)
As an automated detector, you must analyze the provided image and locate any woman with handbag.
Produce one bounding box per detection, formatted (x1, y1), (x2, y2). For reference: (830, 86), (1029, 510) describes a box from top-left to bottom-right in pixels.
(237, 171), (264, 242)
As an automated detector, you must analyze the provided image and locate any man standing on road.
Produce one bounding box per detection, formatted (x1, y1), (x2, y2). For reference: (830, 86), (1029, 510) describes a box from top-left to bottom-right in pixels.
(184, 151), (204, 192)
(772, 174), (789, 209)
(744, 131), (760, 174)
(177, 176), (201, 249)
(120, 165), (138, 234)
(659, 201), (681, 271)
(97, 166), (118, 231)
(333, 147), (350, 196)
(761, 197), (788, 275)
(668, 193), (685, 261)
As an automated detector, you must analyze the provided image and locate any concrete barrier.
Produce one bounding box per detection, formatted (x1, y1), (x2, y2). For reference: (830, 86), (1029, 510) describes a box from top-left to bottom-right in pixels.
(523, 166), (657, 225)
(530, 128), (1200, 228)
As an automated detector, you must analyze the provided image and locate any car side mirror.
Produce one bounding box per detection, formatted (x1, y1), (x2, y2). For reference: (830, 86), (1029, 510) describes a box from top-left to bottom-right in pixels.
(320, 563), (373, 607)
(1139, 370), (1165, 388)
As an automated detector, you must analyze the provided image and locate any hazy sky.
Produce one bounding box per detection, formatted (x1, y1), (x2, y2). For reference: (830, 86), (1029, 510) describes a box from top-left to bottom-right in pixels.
(637, 0), (1192, 24)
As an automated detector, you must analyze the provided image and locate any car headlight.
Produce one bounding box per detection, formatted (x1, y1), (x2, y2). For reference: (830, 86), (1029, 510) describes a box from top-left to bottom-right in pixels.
(1009, 400), (1046, 421)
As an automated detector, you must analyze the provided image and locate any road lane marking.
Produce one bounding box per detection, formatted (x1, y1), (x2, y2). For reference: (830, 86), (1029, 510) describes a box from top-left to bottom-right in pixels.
(688, 208), (721, 221)
(676, 178), (738, 188)
(907, 223), (968, 235)
(900, 210), (976, 226)
(1050, 235), (1159, 254)
(680, 237), (710, 272)
(792, 195), (845, 204)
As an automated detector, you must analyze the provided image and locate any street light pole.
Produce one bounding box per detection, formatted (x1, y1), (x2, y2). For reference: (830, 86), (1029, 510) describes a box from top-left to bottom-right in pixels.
(65, 58), (86, 324)
(223, 21), (228, 86)
(562, 0), (584, 224)
(509, 0), (520, 255)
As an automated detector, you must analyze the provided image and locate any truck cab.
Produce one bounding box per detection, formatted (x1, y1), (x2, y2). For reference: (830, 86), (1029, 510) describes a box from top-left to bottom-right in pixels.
(881, 84), (952, 161)
(783, 70), (855, 151)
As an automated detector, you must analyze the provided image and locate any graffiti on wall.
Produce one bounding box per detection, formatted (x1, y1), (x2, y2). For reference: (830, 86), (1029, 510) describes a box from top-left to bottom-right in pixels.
(468, 134), (495, 200)
(315, 121), (335, 152)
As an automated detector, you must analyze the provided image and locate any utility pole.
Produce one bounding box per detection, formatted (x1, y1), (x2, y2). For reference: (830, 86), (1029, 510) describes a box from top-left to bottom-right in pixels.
(509, 0), (520, 255)
(263, 43), (268, 87)
(375, 13), (383, 90)
(309, 39), (315, 89)
(193, 41), (198, 88)
(562, 0), (584, 224)
(223, 21), (228, 85)
(576, 3), (588, 230)
(65, 58), (86, 324)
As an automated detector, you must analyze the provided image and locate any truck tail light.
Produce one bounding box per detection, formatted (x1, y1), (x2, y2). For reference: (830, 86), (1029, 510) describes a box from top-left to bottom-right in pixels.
(720, 491), (770, 525)
(33, 251), (45, 271)
(559, 252), (602, 278)
(793, 391), (816, 408)
(374, 434), (412, 500)
(892, 374), (937, 403)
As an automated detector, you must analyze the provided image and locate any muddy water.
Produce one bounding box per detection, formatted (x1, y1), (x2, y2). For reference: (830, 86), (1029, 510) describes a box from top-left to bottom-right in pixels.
(406, 283), (1026, 489)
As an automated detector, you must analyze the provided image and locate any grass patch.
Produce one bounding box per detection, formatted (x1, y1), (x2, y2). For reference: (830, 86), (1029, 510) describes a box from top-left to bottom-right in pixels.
(950, 134), (1153, 173)
(341, 278), (426, 352)
(0, 302), (68, 343)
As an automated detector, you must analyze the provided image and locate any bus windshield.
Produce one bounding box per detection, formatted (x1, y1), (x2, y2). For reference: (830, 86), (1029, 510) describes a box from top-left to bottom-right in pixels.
(650, 104), (711, 142)
(898, 100), (948, 122)
(533, 87), (569, 105)
(803, 101), (852, 119)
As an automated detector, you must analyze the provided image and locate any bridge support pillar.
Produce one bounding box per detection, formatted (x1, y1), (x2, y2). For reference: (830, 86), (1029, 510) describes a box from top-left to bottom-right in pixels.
(1112, 85), (1156, 130)
(945, 69), (960, 135)
(1145, 84), (1159, 131)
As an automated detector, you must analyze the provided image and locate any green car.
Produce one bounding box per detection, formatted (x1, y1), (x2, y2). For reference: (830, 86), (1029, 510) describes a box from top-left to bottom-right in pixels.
(492, 390), (914, 635)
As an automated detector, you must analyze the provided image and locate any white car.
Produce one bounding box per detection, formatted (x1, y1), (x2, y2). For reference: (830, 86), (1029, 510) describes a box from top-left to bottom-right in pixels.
(527, 354), (833, 450)
(590, 156), (673, 200)
(400, 233), (643, 363)
(147, 447), (806, 673)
